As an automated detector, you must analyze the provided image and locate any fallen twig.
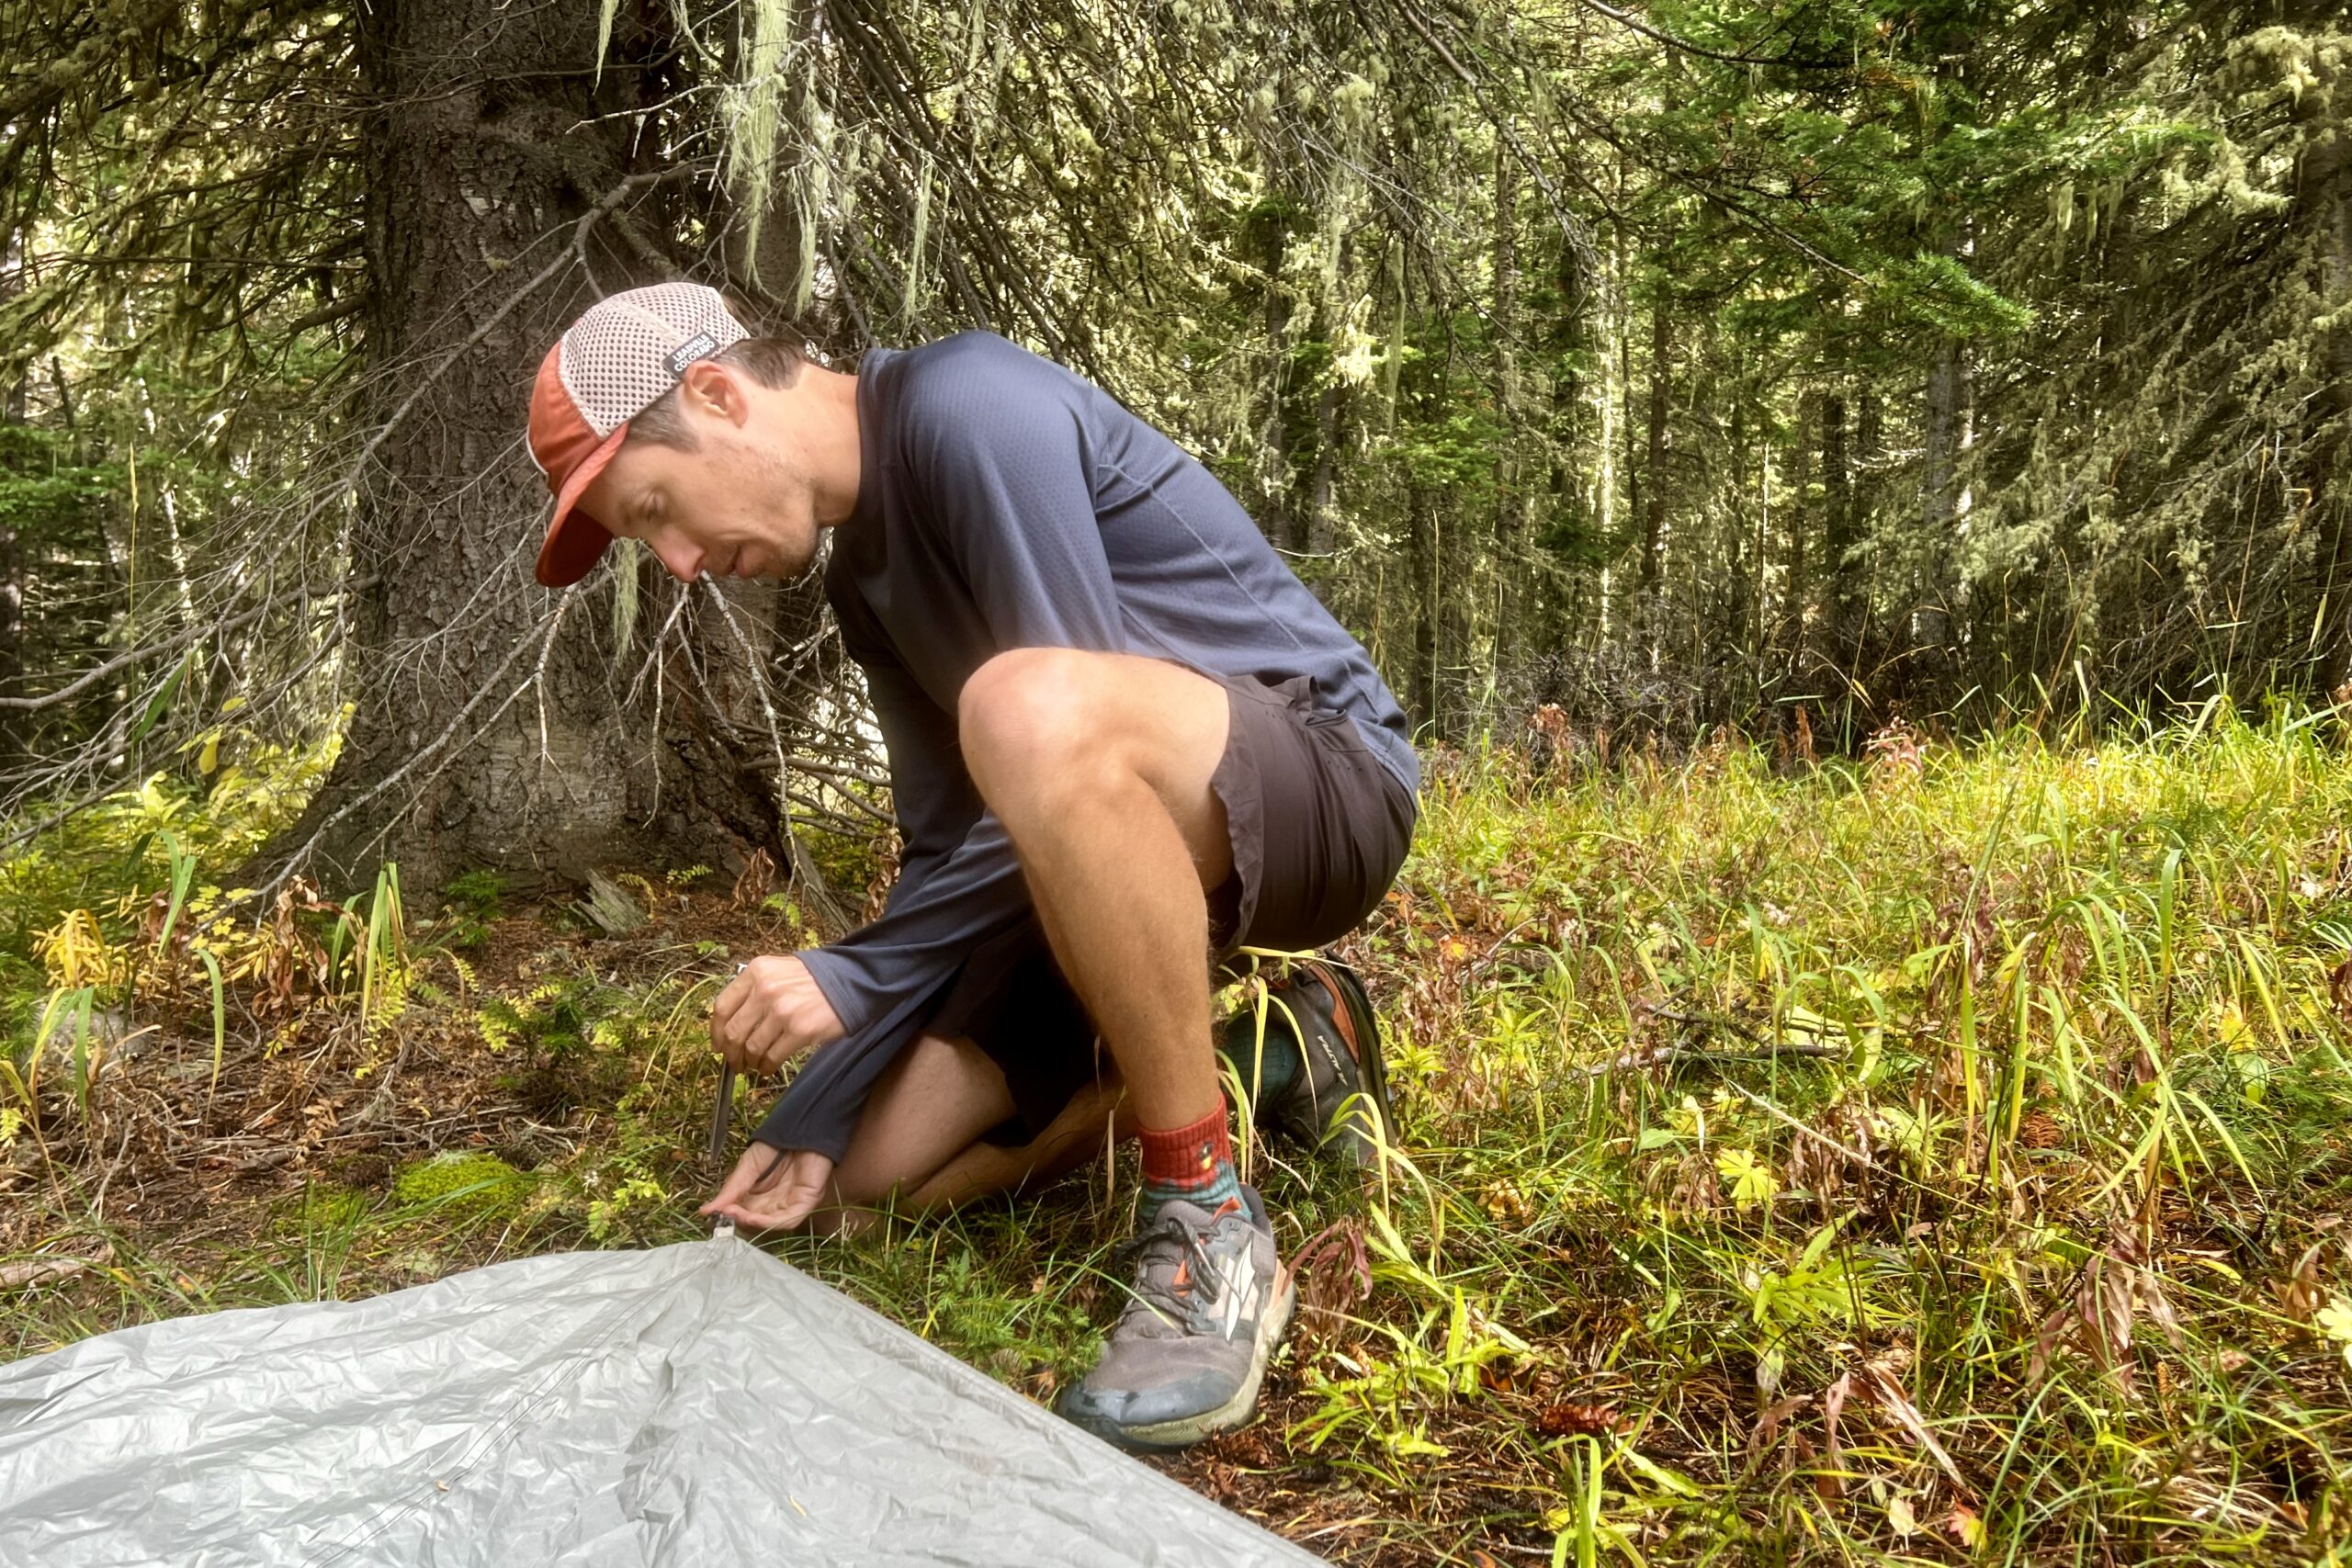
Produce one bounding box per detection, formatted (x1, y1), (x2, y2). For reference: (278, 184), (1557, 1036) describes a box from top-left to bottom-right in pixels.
(1564, 1038), (1841, 1082)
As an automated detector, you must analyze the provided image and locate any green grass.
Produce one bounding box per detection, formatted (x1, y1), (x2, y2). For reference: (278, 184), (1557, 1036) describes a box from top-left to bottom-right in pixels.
(6, 704), (2352, 1563)
(1320, 706), (2352, 1562)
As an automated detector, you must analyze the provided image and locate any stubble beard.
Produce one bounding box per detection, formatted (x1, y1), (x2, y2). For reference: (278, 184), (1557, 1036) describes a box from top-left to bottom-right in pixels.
(750, 443), (821, 581)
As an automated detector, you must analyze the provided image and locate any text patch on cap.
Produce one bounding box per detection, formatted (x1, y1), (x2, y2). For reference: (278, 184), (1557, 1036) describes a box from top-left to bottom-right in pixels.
(666, 332), (719, 377)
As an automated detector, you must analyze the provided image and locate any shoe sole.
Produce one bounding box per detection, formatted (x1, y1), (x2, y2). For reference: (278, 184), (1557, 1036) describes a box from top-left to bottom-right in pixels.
(1083, 1273), (1298, 1452)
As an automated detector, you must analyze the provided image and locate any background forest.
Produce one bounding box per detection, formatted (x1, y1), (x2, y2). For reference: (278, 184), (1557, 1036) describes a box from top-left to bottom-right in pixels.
(3, 0), (2348, 884)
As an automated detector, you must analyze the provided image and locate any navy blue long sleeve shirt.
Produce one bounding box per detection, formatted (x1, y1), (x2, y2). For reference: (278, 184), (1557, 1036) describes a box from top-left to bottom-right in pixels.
(753, 332), (1417, 1160)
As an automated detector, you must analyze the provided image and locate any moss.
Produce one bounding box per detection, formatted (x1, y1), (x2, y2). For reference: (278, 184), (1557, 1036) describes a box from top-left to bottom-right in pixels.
(392, 1151), (532, 1217)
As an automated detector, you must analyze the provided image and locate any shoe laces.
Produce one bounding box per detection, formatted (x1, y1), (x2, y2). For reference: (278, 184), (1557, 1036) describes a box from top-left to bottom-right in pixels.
(1114, 1204), (1238, 1333)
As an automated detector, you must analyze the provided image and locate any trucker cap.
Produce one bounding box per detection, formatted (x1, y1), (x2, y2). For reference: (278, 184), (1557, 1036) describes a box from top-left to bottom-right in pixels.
(526, 282), (752, 587)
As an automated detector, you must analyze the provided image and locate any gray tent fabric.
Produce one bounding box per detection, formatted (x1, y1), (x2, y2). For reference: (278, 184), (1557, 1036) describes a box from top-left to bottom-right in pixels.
(0, 1232), (1325, 1565)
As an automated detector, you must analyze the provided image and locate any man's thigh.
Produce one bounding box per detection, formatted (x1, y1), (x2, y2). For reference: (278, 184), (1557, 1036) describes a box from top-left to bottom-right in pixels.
(958, 649), (1235, 891)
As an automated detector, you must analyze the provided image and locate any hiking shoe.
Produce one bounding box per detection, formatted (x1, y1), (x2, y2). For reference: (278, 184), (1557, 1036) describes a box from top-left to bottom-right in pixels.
(1057, 1187), (1295, 1450)
(1218, 956), (1396, 1167)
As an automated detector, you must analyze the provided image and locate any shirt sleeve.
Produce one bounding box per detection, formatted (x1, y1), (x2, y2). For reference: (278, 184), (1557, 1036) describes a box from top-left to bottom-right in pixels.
(791, 652), (978, 1034)
(753, 810), (1034, 1162)
(752, 643), (1033, 1163)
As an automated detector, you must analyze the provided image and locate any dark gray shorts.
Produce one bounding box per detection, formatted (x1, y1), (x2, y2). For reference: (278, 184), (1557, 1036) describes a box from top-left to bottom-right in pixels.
(928, 672), (1417, 1143)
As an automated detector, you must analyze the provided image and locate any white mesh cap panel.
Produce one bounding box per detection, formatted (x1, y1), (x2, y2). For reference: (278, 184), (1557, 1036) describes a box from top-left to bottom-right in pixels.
(557, 284), (752, 437)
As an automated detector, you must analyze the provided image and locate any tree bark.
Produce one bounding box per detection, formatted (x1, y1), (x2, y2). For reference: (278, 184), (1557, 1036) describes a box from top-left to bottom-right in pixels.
(1821, 386), (1852, 616)
(1544, 225), (1591, 643)
(1246, 193), (1303, 554)
(0, 225), (22, 762)
(2304, 58), (2352, 691)
(1491, 132), (1523, 670)
(1640, 298), (1670, 593)
(1917, 333), (1963, 660)
(1308, 379), (1340, 559)
(1305, 230), (1353, 565)
(1785, 388), (1814, 654)
(1842, 383), (1881, 676)
(277, 0), (783, 891)
(1, 225), (22, 423)
(1408, 483), (1440, 733)
(1725, 371), (1751, 661)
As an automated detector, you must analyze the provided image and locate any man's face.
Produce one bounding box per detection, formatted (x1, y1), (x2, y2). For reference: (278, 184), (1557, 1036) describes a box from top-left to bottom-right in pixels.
(577, 389), (821, 584)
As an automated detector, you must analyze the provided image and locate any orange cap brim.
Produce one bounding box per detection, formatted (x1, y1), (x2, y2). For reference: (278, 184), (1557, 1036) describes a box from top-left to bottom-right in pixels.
(534, 423), (628, 588)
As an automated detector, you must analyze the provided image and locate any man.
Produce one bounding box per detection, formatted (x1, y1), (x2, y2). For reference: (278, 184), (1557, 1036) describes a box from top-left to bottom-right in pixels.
(524, 283), (1418, 1450)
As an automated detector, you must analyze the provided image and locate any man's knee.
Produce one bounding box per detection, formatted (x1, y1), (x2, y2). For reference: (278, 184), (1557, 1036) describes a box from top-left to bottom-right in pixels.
(958, 648), (1115, 800)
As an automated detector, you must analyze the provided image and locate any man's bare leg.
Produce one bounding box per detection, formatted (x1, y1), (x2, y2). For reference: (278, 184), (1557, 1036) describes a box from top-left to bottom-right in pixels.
(959, 649), (1287, 1449)
(824, 1033), (1013, 1213)
(778, 647), (1231, 1241)
(956, 649), (1232, 1130)
(817, 1032), (1135, 1232)
(902, 1076), (1135, 1213)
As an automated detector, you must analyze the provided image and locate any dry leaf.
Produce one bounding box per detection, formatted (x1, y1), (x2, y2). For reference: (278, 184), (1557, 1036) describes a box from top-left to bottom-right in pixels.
(1534, 1401), (1626, 1438)
(2030, 1224), (2181, 1392)
(2272, 1243), (2325, 1323)
(1291, 1218), (1373, 1345)
(1749, 1393), (1809, 1457)
(0, 1242), (114, 1292)
(730, 847), (776, 909)
(1479, 1180), (1537, 1226)
(1854, 1358), (1967, 1489)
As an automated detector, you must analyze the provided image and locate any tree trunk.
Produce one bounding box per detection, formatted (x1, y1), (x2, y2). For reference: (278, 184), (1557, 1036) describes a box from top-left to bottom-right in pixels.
(1544, 227), (1590, 649)
(2305, 67), (2352, 691)
(1843, 384), (1881, 678)
(0, 226), (21, 762)
(1640, 298), (1670, 593)
(1821, 385), (1852, 615)
(278, 0), (782, 891)
(1725, 372), (1751, 662)
(1308, 379), (1340, 559)
(1, 226), (22, 423)
(1247, 193), (1303, 554)
(1491, 134), (1523, 671)
(1785, 388), (1814, 655)
(1408, 483), (1440, 733)
(1917, 334), (1963, 661)
(0, 502), (17, 770)
(1304, 229), (1353, 565)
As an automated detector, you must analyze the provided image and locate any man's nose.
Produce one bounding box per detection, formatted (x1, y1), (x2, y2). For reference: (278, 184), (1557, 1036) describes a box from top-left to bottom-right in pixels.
(646, 531), (704, 583)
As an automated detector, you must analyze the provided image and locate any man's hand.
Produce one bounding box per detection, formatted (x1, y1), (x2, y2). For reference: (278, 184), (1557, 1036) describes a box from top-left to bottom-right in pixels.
(712, 954), (845, 1075)
(700, 1143), (838, 1231)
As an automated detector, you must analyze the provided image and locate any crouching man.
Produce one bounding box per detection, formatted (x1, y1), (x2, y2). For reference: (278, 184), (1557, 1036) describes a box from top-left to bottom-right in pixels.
(523, 284), (1417, 1450)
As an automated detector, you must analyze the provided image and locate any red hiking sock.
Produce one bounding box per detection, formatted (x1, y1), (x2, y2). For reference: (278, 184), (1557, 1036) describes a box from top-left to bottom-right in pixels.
(1137, 1106), (1241, 1211)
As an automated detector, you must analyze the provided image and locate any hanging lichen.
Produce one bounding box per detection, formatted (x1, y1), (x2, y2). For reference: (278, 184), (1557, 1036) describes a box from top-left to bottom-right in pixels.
(725, 0), (794, 284)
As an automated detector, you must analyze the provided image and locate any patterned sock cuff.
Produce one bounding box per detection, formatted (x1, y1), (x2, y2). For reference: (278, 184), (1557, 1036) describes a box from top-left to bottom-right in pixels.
(1137, 1107), (1234, 1195)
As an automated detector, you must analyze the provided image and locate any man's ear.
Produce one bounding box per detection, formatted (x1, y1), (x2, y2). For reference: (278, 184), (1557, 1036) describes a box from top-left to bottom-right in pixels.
(676, 361), (752, 429)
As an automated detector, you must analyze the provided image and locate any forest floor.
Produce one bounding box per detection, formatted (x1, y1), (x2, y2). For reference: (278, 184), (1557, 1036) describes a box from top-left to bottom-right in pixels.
(6, 710), (2352, 1564)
